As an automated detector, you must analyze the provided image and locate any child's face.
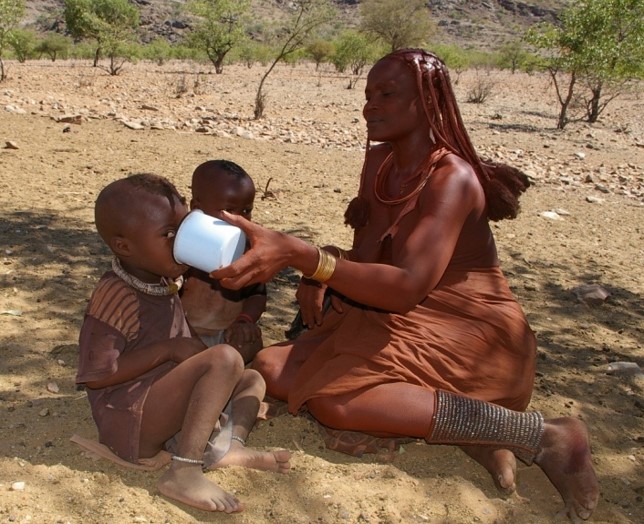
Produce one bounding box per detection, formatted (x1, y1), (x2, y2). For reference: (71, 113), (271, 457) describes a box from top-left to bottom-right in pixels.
(120, 192), (189, 282)
(194, 177), (255, 220)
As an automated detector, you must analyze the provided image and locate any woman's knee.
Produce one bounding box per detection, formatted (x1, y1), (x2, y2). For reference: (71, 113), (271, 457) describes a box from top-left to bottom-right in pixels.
(252, 346), (281, 380)
(308, 397), (349, 429)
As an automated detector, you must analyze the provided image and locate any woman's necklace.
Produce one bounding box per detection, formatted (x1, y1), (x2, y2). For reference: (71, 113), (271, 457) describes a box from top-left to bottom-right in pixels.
(111, 257), (183, 296)
(373, 150), (438, 206)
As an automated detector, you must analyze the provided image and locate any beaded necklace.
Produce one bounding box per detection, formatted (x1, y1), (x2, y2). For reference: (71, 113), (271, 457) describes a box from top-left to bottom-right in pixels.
(111, 257), (183, 296)
(373, 150), (439, 206)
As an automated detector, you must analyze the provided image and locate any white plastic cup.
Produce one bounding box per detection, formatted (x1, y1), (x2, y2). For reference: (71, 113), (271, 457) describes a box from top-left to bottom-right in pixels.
(173, 209), (246, 272)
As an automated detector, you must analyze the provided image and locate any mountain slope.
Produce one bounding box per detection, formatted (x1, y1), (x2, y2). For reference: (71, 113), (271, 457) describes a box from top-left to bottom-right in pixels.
(22, 0), (568, 50)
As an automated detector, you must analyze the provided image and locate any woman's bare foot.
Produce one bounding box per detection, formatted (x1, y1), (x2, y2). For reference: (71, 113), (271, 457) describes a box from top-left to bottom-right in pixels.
(460, 446), (517, 495)
(209, 440), (292, 473)
(535, 418), (599, 523)
(158, 463), (242, 513)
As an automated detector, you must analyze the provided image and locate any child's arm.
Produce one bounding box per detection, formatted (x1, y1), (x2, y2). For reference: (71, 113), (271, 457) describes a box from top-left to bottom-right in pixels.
(236, 289), (267, 324)
(85, 337), (205, 390)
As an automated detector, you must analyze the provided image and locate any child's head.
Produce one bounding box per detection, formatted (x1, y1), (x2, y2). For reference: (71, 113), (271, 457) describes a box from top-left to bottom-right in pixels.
(95, 173), (188, 280)
(190, 160), (256, 220)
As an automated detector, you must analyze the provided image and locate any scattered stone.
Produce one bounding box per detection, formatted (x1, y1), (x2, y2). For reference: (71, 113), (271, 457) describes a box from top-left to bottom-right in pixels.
(572, 284), (610, 306)
(4, 140), (19, 149)
(54, 114), (83, 124)
(140, 104), (159, 111)
(0, 309), (23, 316)
(122, 120), (145, 130)
(39, 408), (50, 417)
(62, 125), (72, 133)
(10, 481), (25, 491)
(606, 361), (643, 377)
(553, 208), (571, 216)
(586, 196), (604, 204)
(5, 104), (26, 114)
(539, 211), (563, 221)
(574, 152), (586, 160)
(46, 381), (60, 393)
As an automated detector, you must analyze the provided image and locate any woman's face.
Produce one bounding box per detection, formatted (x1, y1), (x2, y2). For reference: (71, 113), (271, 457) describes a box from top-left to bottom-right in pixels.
(363, 57), (427, 143)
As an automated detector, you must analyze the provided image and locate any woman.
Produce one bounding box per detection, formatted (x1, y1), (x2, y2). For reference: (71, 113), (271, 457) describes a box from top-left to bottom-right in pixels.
(210, 49), (598, 521)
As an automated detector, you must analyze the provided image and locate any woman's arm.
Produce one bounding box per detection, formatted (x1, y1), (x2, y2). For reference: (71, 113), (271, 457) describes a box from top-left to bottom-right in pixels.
(211, 157), (485, 313)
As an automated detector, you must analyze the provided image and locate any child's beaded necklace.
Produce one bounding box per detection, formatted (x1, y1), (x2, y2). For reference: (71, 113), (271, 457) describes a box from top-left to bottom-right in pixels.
(111, 257), (183, 296)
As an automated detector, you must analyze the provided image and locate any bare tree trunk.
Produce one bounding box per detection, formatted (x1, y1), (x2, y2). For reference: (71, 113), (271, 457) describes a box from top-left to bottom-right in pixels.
(587, 83), (602, 123)
(550, 68), (577, 130)
(0, 57), (6, 82)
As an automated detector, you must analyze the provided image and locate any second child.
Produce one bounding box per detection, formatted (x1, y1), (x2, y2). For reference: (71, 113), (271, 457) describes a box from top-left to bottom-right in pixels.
(181, 160), (267, 364)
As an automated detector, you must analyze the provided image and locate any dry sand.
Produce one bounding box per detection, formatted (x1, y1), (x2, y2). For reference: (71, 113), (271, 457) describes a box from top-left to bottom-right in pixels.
(0, 59), (642, 523)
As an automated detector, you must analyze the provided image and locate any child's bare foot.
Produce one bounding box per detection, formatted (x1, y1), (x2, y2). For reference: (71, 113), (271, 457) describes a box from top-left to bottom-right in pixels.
(209, 440), (292, 473)
(535, 418), (599, 522)
(460, 446), (517, 495)
(158, 463), (242, 513)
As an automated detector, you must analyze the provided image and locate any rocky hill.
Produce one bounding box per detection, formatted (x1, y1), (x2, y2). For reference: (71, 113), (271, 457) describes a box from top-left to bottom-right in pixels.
(22, 0), (568, 49)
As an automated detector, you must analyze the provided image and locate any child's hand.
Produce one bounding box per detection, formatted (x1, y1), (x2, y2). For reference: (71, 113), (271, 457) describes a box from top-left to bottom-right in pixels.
(225, 321), (261, 349)
(169, 337), (207, 363)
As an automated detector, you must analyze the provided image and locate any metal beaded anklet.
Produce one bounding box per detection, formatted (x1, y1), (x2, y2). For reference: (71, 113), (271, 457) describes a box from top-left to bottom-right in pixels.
(171, 455), (205, 466)
(231, 435), (246, 446)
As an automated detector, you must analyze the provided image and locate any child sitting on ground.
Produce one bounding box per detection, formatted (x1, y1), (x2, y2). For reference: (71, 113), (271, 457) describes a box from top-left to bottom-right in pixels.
(76, 173), (290, 513)
(181, 160), (266, 364)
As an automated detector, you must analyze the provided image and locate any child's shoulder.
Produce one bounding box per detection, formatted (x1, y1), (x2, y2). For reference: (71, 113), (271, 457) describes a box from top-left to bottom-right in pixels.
(88, 272), (139, 315)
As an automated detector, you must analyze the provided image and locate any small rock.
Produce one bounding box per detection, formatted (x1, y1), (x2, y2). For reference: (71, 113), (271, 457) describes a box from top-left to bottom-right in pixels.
(4, 141), (19, 149)
(586, 196), (604, 204)
(539, 211), (563, 221)
(572, 284), (610, 306)
(11, 481), (25, 491)
(54, 114), (83, 124)
(46, 381), (60, 394)
(606, 361), (643, 377)
(122, 120), (145, 130)
(39, 408), (50, 417)
(575, 152), (586, 160)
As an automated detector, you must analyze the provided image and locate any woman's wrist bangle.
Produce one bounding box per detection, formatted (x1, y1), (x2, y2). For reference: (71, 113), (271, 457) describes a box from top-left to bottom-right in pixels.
(303, 247), (337, 283)
(235, 313), (255, 324)
(327, 245), (349, 261)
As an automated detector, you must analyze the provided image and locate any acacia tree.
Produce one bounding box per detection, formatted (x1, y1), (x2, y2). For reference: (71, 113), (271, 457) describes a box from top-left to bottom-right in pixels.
(0, 0), (25, 81)
(331, 30), (379, 89)
(64, 0), (139, 72)
(359, 0), (433, 52)
(526, 0), (644, 129)
(253, 0), (335, 119)
(186, 0), (250, 74)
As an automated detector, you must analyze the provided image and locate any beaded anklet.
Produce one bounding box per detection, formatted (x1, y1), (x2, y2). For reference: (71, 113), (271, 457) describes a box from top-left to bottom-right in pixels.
(171, 455), (205, 466)
(231, 435), (246, 446)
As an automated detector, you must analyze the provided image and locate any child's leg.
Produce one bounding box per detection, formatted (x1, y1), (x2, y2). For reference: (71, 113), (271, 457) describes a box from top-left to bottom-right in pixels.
(141, 344), (244, 513)
(208, 368), (291, 473)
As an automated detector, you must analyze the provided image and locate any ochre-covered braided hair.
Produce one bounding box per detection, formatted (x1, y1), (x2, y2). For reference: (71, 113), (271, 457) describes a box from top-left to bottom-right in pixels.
(345, 48), (529, 229)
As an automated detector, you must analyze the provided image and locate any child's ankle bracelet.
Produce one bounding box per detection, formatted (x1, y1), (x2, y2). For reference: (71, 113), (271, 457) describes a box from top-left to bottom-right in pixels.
(171, 455), (205, 466)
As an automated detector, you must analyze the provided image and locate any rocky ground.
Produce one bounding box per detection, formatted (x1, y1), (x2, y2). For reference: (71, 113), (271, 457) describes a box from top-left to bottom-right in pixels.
(0, 59), (642, 524)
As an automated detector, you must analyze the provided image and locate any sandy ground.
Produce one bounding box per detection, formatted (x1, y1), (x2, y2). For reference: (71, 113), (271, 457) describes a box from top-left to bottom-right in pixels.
(0, 59), (643, 524)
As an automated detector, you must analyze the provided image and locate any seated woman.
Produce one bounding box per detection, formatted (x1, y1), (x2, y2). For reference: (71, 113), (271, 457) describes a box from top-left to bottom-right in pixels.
(210, 49), (599, 522)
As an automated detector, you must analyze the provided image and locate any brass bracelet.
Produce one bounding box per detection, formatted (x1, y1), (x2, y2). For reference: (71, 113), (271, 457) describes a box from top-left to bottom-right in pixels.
(303, 247), (337, 283)
(337, 248), (349, 261)
(330, 246), (349, 261)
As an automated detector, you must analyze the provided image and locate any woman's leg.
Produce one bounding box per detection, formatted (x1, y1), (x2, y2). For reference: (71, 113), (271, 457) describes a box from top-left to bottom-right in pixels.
(141, 344), (244, 513)
(309, 385), (598, 522)
(252, 339), (319, 400)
